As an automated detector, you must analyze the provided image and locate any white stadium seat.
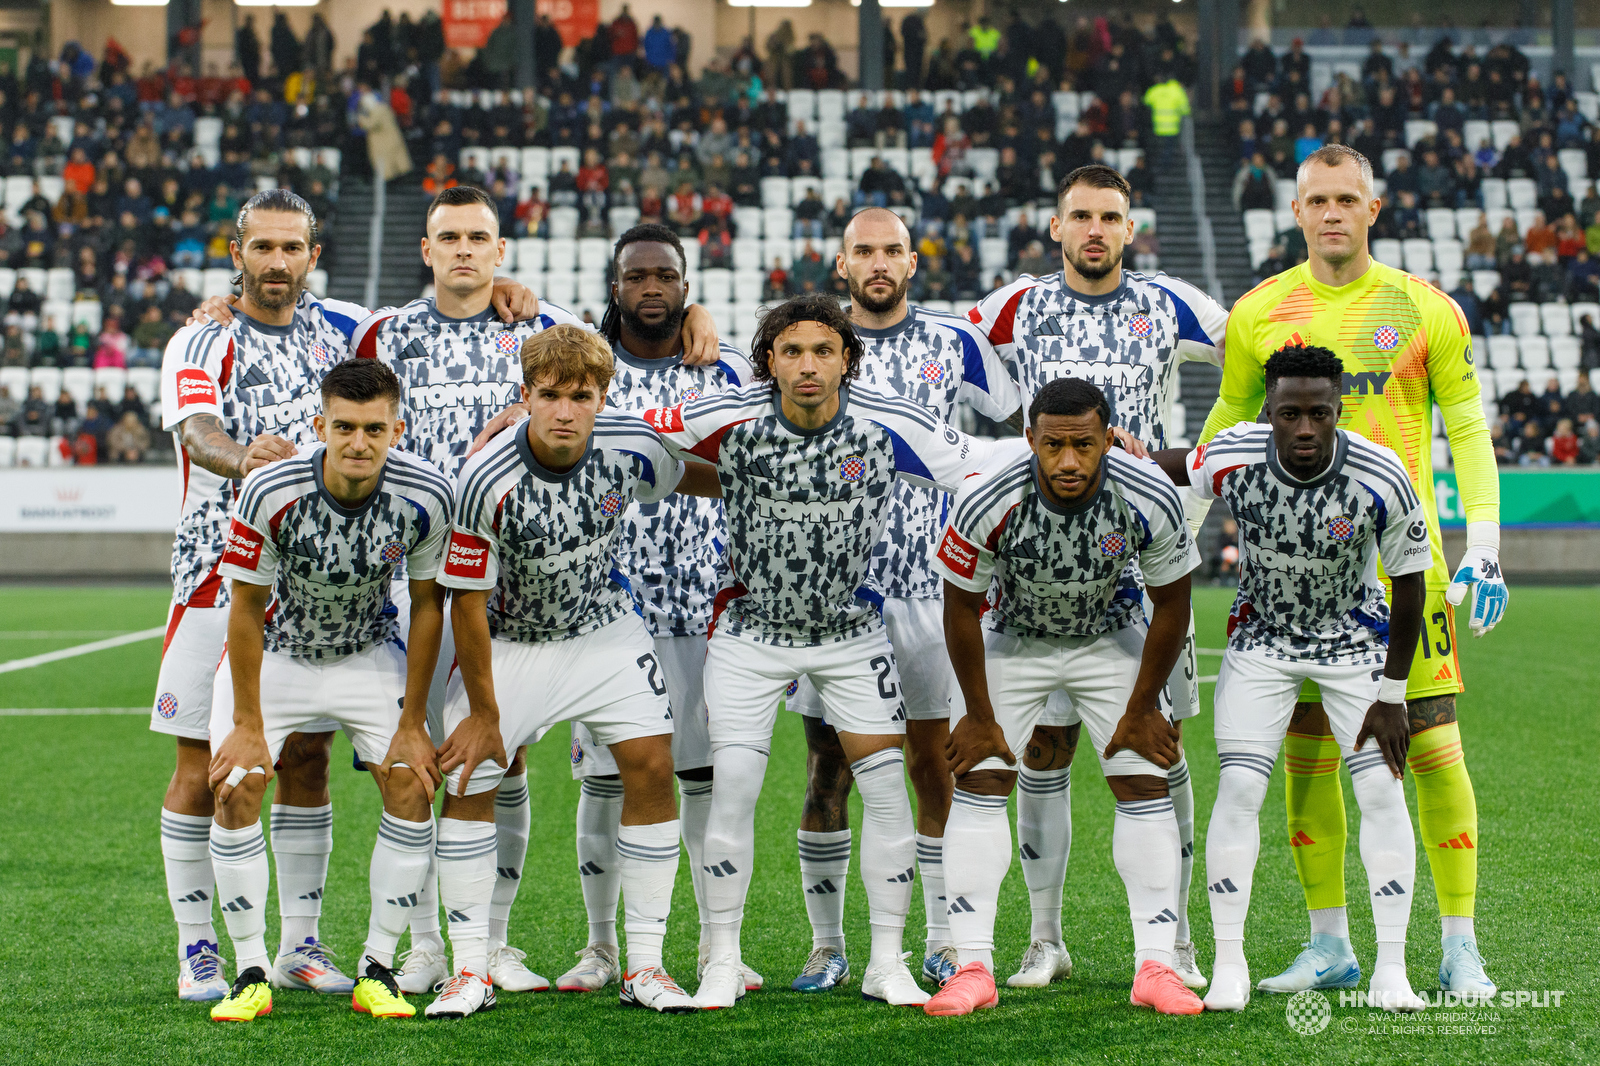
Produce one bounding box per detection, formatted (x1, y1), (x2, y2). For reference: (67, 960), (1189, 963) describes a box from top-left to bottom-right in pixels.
(1540, 303), (1573, 337)
(1508, 304), (1542, 337)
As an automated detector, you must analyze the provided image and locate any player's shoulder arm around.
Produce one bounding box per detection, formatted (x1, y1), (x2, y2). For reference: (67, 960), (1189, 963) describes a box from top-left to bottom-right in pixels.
(313, 296), (371, 346)
(968, 274), (1040, 344)
(537, 300), (585, 328)
(1145, 271), (1228, 356)
(350, 307), (400, 360)
(712, 342), (755, 388)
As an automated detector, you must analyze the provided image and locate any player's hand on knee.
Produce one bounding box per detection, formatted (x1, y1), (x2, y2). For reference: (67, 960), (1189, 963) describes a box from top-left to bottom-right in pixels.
(1355, 700), (1410, 779)
(242, 433), (297, 474)
(1103, 708), (1179, 769)
(379, 726), (443, 803)
(680, 304), (721, 366)
(208, 728), (273, 801)
(466, 403), (529, 460)
(945, 712), (1014, 776)
(438, 718), (507, 798)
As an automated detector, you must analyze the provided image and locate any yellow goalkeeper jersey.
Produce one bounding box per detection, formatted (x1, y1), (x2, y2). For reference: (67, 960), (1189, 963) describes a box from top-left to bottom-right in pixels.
(1200, 259), (1499, 588)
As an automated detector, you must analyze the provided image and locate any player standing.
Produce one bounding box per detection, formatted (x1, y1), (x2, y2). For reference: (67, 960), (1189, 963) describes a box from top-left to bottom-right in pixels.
(923, 377), (1203, 1017)
(428, 325), (715, 1018)
(559, 224), (759, 994)
(351, 189), (723, 995)
(783, 207), (1019, 993)
(964, 165), (1224, 988)
(204, 359), (452, 1022)
(642, 294), (994, 1009)
(1199, 145), (1503, 996)
(154, 191), (371, 1001)
(1158, 345), (1431, 1013)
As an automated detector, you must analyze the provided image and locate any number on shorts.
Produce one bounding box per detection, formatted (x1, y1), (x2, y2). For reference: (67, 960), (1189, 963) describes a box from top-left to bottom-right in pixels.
(637, 654), (667, 695)
(1432, 610), (1451, 658)
(869, 654), (898, 701)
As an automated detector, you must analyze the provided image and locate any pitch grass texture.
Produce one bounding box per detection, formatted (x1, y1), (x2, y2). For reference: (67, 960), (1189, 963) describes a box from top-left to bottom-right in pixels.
(0, 586), (1594, 1065)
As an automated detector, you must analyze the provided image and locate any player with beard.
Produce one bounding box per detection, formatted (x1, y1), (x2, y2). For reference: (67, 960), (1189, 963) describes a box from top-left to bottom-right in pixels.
(782, 208), (1019, 994)
(154, 190), (375, 1001)
(965, 165), (1228, 990)
(560, 224), (758, 995)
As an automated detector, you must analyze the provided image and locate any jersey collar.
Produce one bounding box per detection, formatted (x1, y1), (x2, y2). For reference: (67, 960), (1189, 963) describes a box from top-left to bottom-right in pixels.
(310, 445), (387, 518)
(851, 307), (916, 339)
(427, 298), (498, 325)
(1298, 258), (1380, 301)
(514, 417), (594, 482)
(1057, 276), (1129, 308)
(233, 307), (294, 337)
(1265, 428), (1349, 489)
(1031, 453), (1108, 516)
(775, 384), (850, 437)
(611, 338), (684, 370)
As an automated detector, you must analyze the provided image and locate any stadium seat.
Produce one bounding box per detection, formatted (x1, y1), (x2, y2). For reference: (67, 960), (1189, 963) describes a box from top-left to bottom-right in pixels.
(1469, 334), (1488, 366)
(1454, 207), (1483, 239)
(1404, 120), (1437, 148)
(545, 238), (577, 273)
(306, 269), (328, 298)
(61, 366), (92, 408)
(1508, 304), (1542, 337)
(1431, 436), (1450, 469)
(822, 148), (849, 180)
(93, 366), (126, 401)
(1560, 148), (1588, 183)
(1248, 238), (1272, 267)
(733, 206), (763, 239)
(848, 147), (877, 180)
(0, 365), (26, 399)
(18, 267), (45, 296)
(46, 434), (68, 466)
(762, 207), (793, 240)
(978, 237), (1008, 272)
(194, 116), (223, 149)
(521, 147), (550, 179)
(174, 268), (203, 297)
(516, 237), (546, 271)
(1550, 336), (1582, 370)
(1424, 208), (1456, 239)
(732, 240), (762, 271)
(1463, 120), (1491, 152)
(1570, 302), (1600, 331)
(1274, 179), (1296, 211)
(790, 176), (823, 206)
(576, 271), (607, 308)
(707, 304), (735, 338)
(1559, 368), (1580, 393)
(1272, 208), (1295, 234)
(1479, 178), (1508, 209)
(70, 300), (101, 334)
(1471, 270), (1502, 300)
(0, 435), (13, 467)
(822, 177), (853, 209)
(1402, 238), (1434, 273)
(932, 90), (963, 116)
(576, 238), (610, 272)
(1494, 367), (1527, 396)
(549, 147), (580, 174)
(201, 269), (235, 298)
(762, 238), (792, 269)
(968, 148), (1000, 182)
(547, 207), (580, 239)
(487, 146), (519, 174)
(1371, 239), (1403, 267)
(1243, 209), (1275, 242)
(608, 207), (639, 235)
(1129, 208), (1156, 234)
(909, 148), (937, 188)
(1483, 206), (1513, 236)
(1437, 268), (1463, 293)
(1577, 91), (1600, 121)
(1490, 120), (1519, 151)
(733, 272), (763, 303)
(1381, 148), (1409, 176)
(514, 269), (544, 297)
(760, 176), (789, 208)
(1540, 303), (1572, 337)
(1518, 336), (1551, 370)
(1506, 179), (1538, 210)
(127, 367), (159, 405)
(1513, 208), (1538, 236)
(14, 435), (46, 467)
(1115, 148), (1144, 174)
(459, 147), (490, 174)
(698, 269), (733, 305)
(786, 89), (817, 121)
(1486, 335), (1520, 369)
(541, 271), (576, 305)
(1433, 239), (1463, 275)
(38, 176), (63, 206)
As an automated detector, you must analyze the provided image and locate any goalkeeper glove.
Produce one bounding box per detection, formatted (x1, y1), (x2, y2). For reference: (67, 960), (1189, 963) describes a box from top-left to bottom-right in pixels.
(1445, 521), (1508, 636)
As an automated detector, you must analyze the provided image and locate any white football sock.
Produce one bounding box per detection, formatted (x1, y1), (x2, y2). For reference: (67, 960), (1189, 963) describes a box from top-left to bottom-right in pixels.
(490, 773), (530, 948)
(576, 777), (624, 947)
(1113, 796), (1181, 971)
(1168, 758), (1195, 943)
(677, 778), (715, 949)
(916, 833), (950, 954)
(850, 748), (915, 969)
(1017, 765), (1070, 944)
(1347, 746), (1416, 947)
(617, 820), (681, 973)
(1442, 915), (1474, 939)
(366, 813), (434, 968)
(1205, 751), (1275, 942)
(160, 809), (217, 959)
(1311, 907), (1350, 938)
(209, 820), (271, 974)
(436, 818), (496, 975)
(797, 829), (851, 952)
(702, 745), (769, 959)
(269, 803), (332, 955)
(408, 849), (444, 952)
(944, 789), (1011, 971)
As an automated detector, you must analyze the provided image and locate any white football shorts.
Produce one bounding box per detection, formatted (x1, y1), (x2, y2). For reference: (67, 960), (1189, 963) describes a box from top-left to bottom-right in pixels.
(706, 625), (906, 752)
(149, 600), (230, 741)
(441, 612), (673, 797)
(209, 639), (407, 767)
(1035, 606), (1201, 729)
(389, 578), (457, 745)
(572, 632), (714, 779)
(788, 596), (954, 722)
(953, 623), (1173, 778)
(1213, 647), (1387, 752)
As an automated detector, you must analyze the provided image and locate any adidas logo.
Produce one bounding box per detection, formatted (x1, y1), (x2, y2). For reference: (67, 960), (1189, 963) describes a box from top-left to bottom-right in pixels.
(1289, 830), (1317, 847)
(579, 861), (605, 876)
(1180, 841), (1195, 858)
(703, 860), (738, 877)
(947, 896), (976, 915)
(177, 890), (210, 903)
(297, 888), (324, 900)
(1147, 908), (1179, 924)
(1373, 880), (1406, 897)
(446, 909), (470, 923)
(497, 866), (521, 880)
(805, 878), (839, 895)
(887, 866), (914, 883)
(1433, 662), (1455, 682)
(386, 892), (419, 908)
(1207, 879), (1239, 894)
(1019, 843), (1041, 860)
(222, 895), (253, 913)
(891, 704), (907, 722)
(1438, 832), (1475, 850)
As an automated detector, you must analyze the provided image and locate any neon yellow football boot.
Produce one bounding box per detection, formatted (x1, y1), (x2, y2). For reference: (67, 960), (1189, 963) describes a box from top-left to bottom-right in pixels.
(352, 957), (416, 1019)
(210, 966), (273, 1022)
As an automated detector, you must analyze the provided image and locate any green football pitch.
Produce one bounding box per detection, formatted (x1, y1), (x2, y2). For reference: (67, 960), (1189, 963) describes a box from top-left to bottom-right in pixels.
(0, 584), (1594, 1065)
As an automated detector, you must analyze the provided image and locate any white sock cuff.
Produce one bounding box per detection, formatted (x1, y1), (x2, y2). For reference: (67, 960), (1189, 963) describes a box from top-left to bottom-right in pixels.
(915, 833), (942, 867)
(618, 820), (682, 861)
(1218, 749), (1278, 778)
(1167, 758), (1190, 789)
(1017, 766), (1070, 795)
(377, 812), (435, 853)
(581, 776), (625, 800)
(952, 788), (1009, 813)
(209, 821), (265, 863)
(679, 779), (714, 797)
(161, 809), (212, 860)
(436, 819), (497, 859)
(798, 829), (852, 864)
(1345, 745), (1392, 778)
(850, 747), (905, 779)
(1114, 796), (1175, 820)
(496, 773), (530, 807)
(268, 803), (333, 852)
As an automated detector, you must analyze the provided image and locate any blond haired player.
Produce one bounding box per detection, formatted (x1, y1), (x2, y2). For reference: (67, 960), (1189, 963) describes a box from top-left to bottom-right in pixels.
(1198, 144), (1502, 997)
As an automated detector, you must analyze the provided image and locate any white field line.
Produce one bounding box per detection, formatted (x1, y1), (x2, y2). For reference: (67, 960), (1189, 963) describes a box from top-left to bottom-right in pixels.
(0, 707), (149, 715)
(0, 630), (144, 639)
(0, 626), (165, 675)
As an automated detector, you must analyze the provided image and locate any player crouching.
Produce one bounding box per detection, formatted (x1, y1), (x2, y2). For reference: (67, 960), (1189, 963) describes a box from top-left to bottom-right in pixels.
(925, 378), (1204, 1017)
(1153, 345), (1431, 1014)
(429, 325), (719, 1018)
(206, 360), (454, 1021)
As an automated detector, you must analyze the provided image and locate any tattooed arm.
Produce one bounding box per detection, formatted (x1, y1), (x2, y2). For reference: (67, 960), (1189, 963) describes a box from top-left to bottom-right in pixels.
(179, 414), (297, 479)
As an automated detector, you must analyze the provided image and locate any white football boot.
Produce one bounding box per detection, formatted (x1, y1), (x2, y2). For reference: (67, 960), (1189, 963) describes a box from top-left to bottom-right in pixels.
(860, 953), (930, 1006)
(271, 938), (355, 994)
(396, 944), (450, 995)
(488, 944), (549, 992)
(1173, 940), (1209, 990)
(177, 942), (229, 1002)
(621, 967), (700, 1013)
(557, 944), (620, 992)
(1006, 939), (1073, 987)
(424, 969), (496, 1019)
(694, 954), (748, 1009)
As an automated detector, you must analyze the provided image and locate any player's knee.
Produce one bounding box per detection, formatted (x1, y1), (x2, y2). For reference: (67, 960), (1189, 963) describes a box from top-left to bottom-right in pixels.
(1023, 724), (1078, 771)
(955, 768), (1016, 798)
(216, 775), (266, 824)
(277, 731), (333, 791)
(382, 771), (432, 821)
(1107, 773), (1169, 803)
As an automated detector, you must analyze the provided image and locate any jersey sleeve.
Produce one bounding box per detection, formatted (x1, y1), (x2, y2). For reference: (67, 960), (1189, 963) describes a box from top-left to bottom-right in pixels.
(639, 392), (754, 464)
(1423, 291), (1500, 525)
(624, 427), (686, 504)
(939, 315), (1021, 421)
(930, 473), (1005, 594)
(712, 342), (755, 389)
(1375, 456), (1434, 578)
(1199, 297), (1270, 443)
(438, 464), (502, 592)
(217, 473), (280, 586)
(313, 297), (370, 346)
(160, 324), (229, 430)
(1132, 478), (1202, 587)
(1183, 423), (1257, 502)
(403, 477), (453, 581)
(350, 310), (398, 362)
(535, 300), (587, 329)
(1183, 443), (1218, 502)
(966, 275), (1039, 365)
(1151, 275), (1227, 366)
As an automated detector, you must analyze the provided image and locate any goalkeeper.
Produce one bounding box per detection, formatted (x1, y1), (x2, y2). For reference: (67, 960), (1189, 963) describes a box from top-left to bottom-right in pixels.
(1197, 144), (1504, 999)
